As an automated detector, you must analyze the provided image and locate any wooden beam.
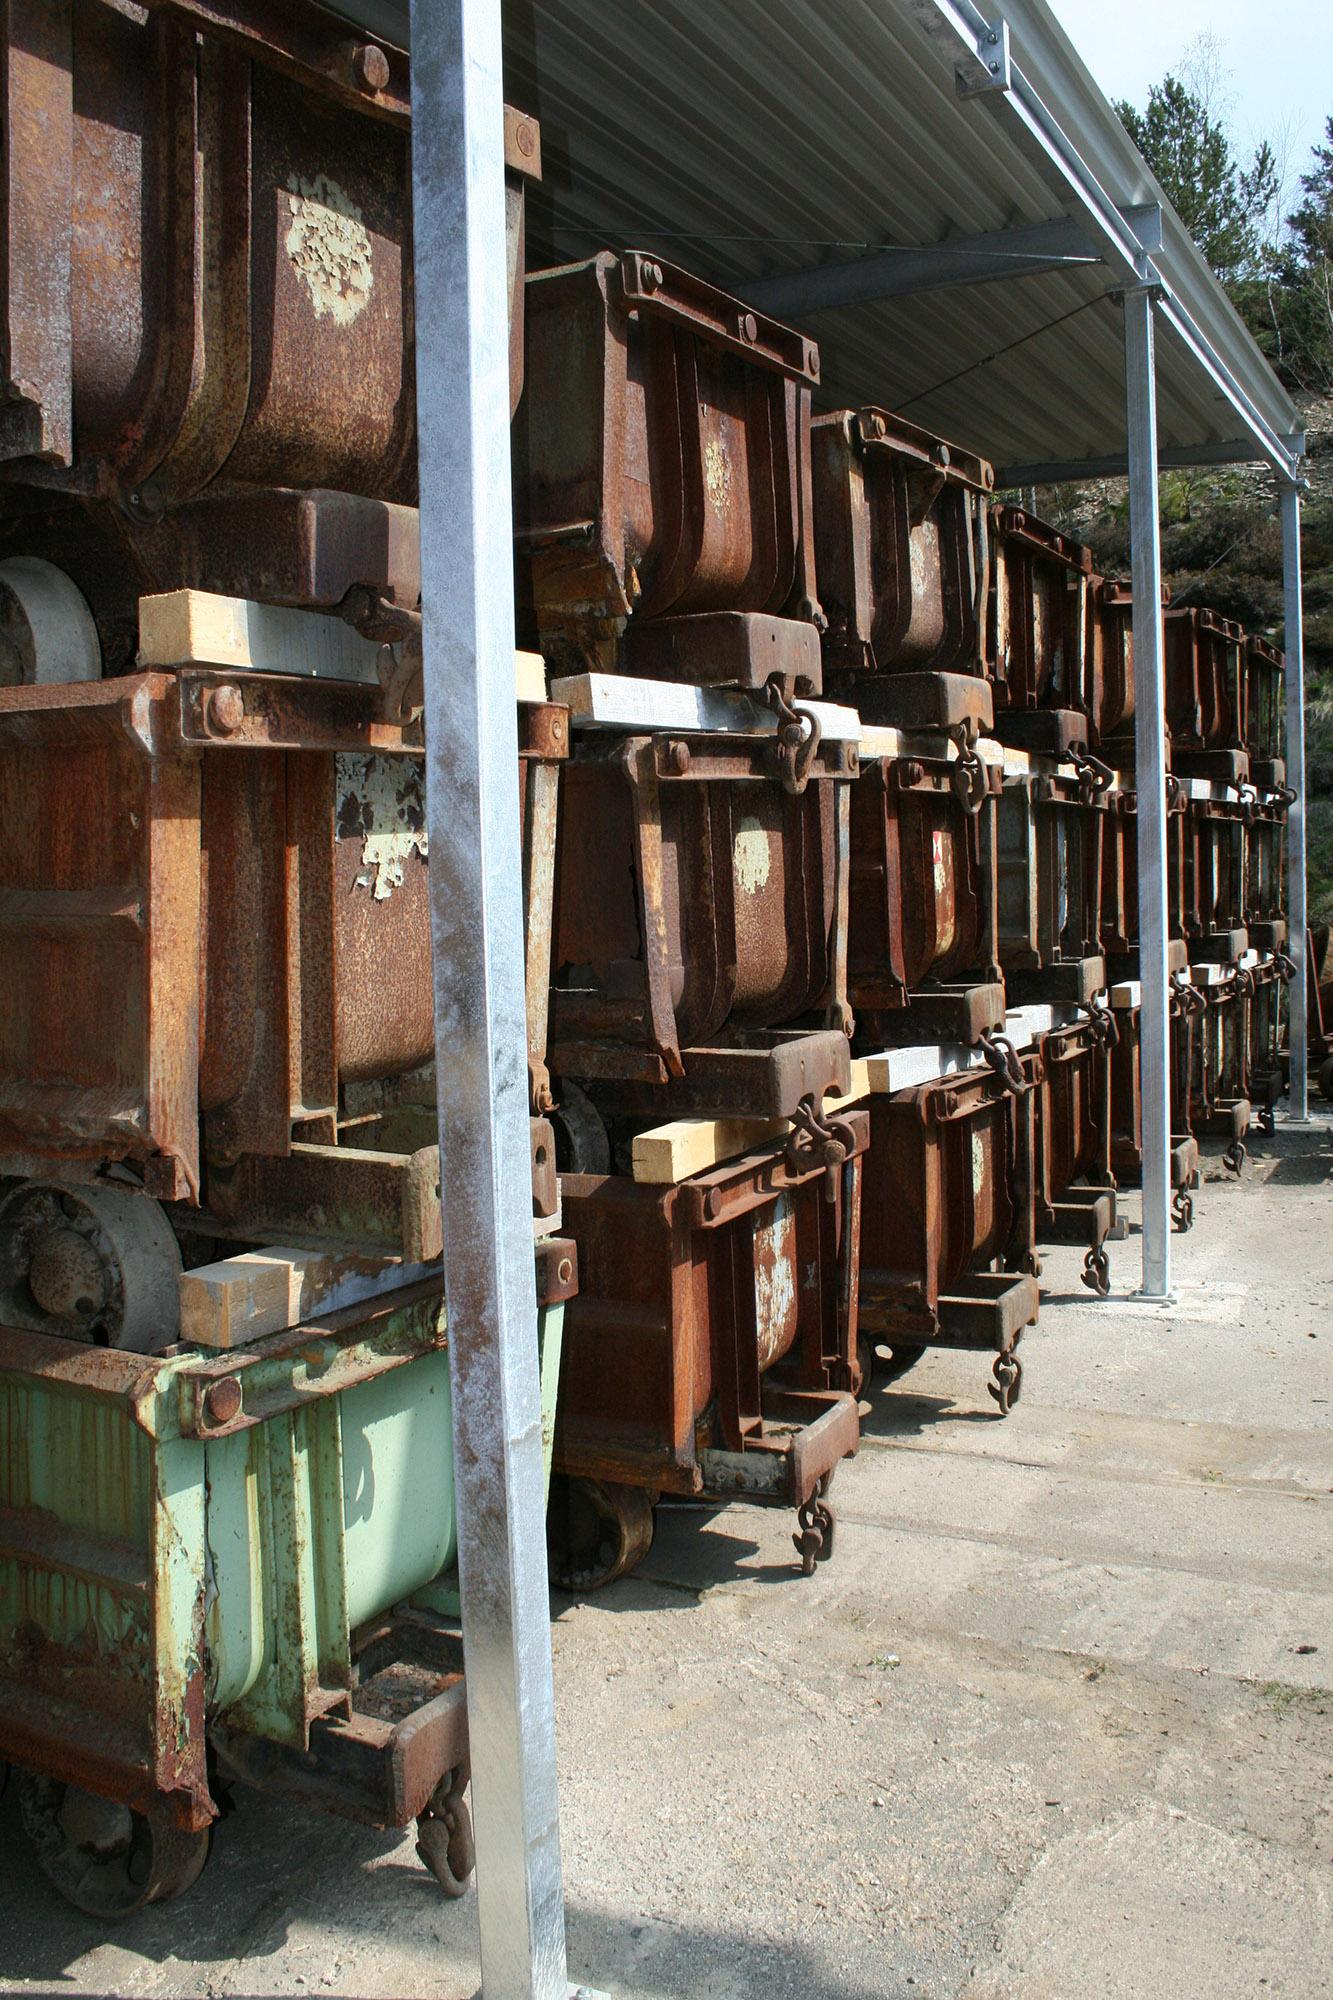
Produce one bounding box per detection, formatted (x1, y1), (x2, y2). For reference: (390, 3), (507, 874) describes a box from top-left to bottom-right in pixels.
(179, 1246), (435, 1350)
(138, 589), (547, 703)
(138, 589), (385, 683)
(552, 671), (861, 743)
(630, 1064), (871, 1184)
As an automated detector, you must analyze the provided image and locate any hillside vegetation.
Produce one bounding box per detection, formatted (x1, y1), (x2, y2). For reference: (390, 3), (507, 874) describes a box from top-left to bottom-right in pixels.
(1034, 394), (1333, 921)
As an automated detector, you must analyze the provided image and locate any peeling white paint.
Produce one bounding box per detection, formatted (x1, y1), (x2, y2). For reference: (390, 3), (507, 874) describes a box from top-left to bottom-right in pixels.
(734, 815), (773, 895)
(753, 1195), (798, 1369)
(286, 174), (374, 327)
(933, 827), (956, 953)
(704, 437), (732, 513)
(337, 753), (427, 901)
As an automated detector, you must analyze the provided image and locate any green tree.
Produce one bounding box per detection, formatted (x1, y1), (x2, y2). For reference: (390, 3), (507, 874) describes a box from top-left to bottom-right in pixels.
(1266, 117), (1333, 390)
(1117, 75), (1277, 286)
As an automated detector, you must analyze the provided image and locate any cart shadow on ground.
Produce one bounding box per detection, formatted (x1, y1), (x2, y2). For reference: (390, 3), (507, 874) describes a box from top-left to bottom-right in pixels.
(2, 1771), (902, 2000)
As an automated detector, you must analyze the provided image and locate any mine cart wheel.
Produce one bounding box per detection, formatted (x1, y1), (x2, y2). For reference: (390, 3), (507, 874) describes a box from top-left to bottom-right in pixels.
(416, 1769), (475, 1899)
(987, 1348), (1023, 1417)
(17, 1774), (211, 1919)
(1080, 1245), (1112, 1297)
(1320, 1057), (1333, 1103)
(1172, 1188), (1195, 1233)
(1222, 1138), (1247, 1177)
(547, 1475), (654, 1591)
(551, 1079), (611, 1175)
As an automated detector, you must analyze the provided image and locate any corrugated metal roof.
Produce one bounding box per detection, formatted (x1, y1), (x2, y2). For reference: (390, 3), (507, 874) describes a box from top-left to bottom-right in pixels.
(322, 0), (1304, 481)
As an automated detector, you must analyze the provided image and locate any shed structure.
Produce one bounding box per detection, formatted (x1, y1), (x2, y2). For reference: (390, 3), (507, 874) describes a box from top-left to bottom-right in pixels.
(336, 1), (1312, 1992)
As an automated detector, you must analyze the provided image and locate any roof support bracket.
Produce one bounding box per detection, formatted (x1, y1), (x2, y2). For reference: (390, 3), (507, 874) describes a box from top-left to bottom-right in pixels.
(956, 16), (1011, 97)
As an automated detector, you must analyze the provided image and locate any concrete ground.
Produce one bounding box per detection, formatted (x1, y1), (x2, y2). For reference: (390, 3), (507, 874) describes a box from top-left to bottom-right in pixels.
(3, 1113), (1330, 2000)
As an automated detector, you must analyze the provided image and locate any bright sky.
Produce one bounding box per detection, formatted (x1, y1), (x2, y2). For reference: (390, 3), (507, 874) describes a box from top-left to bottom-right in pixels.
(1047, 0), (1329, 200)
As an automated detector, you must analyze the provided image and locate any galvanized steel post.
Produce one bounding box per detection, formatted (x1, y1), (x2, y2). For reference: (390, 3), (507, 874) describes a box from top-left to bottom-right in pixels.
(408, 2), (574, 1994)
(1123, 284), (1172, 1298)
(1281, 480), (1309, 1123)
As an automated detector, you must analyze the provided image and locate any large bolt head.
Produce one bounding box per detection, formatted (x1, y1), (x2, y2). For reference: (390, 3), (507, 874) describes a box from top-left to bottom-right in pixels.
(205, 684), (246, 735)
(204, 1377), (243, 1426)
(352, 43), (391, 91)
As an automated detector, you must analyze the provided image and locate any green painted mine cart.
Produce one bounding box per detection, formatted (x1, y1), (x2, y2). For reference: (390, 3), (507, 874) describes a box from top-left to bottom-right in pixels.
(0, 1275), (571, 1917)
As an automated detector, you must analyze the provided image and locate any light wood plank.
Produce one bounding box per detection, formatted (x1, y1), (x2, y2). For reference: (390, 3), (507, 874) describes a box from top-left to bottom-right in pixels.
(515, 650), (548, 703)
(551, 671), (862, 744)
(138, 590), (384, 683)
(139, 591), (548, 704)
(179, 1246), (435, 1350)
(630, 1063), (871, 1184)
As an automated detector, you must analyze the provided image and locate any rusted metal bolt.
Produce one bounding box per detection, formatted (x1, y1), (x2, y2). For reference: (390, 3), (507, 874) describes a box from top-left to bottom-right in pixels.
(937, 444), (952, 468)
(900, 759), (924, 787)
(548, 714), (566, 745)
(514, 117), (538, 159)
(641, 261), (664, 292)
(738, 311), (759, 344)
(126, 479), (164, 521)
(869, 413), (888, 439)
(352, 42), (390, 91)
(665, 739), (691, 776)
(557, 1257), (573, 1286)
(204, 1376), (243, 1426)
(205, 684), (246, 735)
(806, 344), (820, 378)
(703, 1188), (723, 1220)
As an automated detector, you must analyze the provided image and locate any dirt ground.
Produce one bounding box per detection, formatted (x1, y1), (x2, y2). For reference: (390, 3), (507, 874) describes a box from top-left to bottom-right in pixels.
(3, 1113), (1331, 1999)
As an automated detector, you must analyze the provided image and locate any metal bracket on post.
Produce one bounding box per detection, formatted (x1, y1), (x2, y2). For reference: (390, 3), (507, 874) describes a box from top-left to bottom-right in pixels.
(956, 17), (1012, 96)
(1281, 474), (1310, 1123)
(408, 2), (600, 1995)
(905, 2), (1012, 99)
(1122, 282), (1173, 1301)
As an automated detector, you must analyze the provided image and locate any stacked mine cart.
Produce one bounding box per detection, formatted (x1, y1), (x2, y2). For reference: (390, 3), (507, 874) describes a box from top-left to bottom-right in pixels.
(0, 0), (1298, 1926)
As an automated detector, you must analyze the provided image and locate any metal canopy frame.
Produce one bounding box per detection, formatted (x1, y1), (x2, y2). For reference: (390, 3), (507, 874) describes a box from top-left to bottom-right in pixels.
(901, 0), (1312, 1289)
(906, 0), (1301, 480)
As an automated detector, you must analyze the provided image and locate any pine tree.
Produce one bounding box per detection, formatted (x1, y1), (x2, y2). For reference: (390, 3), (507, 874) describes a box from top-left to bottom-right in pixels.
(1117, 76), (1277, 287)
(1275, 117), (1333, 390)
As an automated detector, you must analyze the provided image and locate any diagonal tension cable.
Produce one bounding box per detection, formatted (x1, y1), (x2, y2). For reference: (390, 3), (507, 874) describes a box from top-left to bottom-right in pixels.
(896, 291), (1118, 413)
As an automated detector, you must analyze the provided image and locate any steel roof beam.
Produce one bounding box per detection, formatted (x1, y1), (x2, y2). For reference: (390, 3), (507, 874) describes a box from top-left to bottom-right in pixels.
(1154, 290), (1302, 484)
(741, 206), (1160, 318)
(997, 438), (1291, 484)
(910, 0), (1302, 483)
